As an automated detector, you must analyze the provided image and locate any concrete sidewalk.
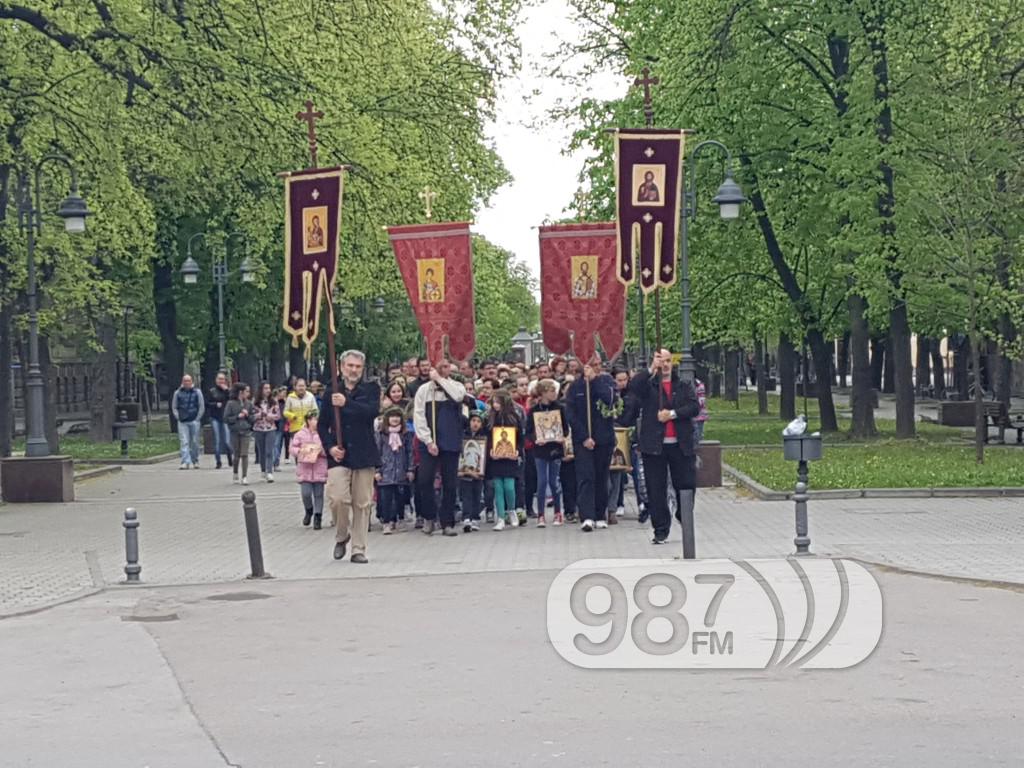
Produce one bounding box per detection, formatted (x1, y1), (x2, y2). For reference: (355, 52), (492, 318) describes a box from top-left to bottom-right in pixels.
(1, 459), (1022, 617)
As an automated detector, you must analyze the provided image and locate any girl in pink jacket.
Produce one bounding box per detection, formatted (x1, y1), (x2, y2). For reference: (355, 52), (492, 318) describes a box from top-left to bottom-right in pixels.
(290, 411), (328, 529)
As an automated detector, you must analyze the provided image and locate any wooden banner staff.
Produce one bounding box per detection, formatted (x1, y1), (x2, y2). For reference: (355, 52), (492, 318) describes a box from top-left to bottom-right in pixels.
(633, 67), (663, 352)
(295, 99), (343, 443)
(417, 185), (442, 438)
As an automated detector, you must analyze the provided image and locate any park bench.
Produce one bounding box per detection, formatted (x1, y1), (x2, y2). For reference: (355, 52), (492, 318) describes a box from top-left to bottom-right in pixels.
(979, 401), (1024, 444)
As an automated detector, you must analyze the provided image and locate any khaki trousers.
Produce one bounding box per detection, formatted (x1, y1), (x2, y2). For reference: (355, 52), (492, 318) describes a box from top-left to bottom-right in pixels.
(327, 466), (375, 554)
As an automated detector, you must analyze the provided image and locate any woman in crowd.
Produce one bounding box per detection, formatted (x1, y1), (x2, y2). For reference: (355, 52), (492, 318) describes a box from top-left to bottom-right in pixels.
(252, 381), (280, 482)
(290, 411), (327, 529)
(526, 378), (567, 527)
(486, 389), (523, 531)
(224, 382), (255, 485)
(272, 386), (289, 470)
(381, 379), (409, 416)
(558, 379), (578, 522)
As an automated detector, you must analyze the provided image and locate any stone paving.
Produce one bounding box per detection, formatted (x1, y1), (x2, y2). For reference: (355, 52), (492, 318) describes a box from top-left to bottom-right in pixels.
(1, 458), (1022, 617)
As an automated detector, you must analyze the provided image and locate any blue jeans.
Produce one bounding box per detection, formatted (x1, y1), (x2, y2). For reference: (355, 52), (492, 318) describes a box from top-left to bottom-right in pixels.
(534, 457), (562, 516)
(178, 420), (201, 465)
(274, 428), (286, 468)
(210, 419), (231, 463)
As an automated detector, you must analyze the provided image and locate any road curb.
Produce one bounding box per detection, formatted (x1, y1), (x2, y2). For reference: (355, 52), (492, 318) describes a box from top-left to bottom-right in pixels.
(84, 452), (179, 466)
(73, 465), (123, 483)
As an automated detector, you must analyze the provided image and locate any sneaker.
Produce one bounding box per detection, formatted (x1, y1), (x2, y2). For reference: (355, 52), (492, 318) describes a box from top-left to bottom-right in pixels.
(596, 520), (609, 530)
(232, 475), (239, 484)
(607, 514), (618, 526)
(516, 508), (527, 525)
(351, 553), (368, 564)
(581, 519), (594, 532)
(566, 513), (578, 524)
(441, 527), (458, 537)
(537, 517), (546, 528)
(469, 520), (480, 532)
(266, 473), (274, 483)
(510, 513), (520, 528)
(616, 506), (625, 517)
(463, 519), (473, 533)
(180, 463), (189, 470)
(423, 520), (436, 536)
(215, 460), (222, 470)
(414, 518), (424, 529)
(395, 520), (405, 532)
(241, 477), (249, 485)
(485, 510), (495, 524)
(493, 517), (506, 531)
(553, 513), (564, 527)
(382, 522), (394, 535)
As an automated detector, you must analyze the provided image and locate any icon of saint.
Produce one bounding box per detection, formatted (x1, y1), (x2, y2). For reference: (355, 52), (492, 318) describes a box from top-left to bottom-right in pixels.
(492, 430), (516, 459)
(422, 267), (443, 302)
(572, 261), (596, 299)
(637, 171), (660, 203)
(306, 215), (325, 249)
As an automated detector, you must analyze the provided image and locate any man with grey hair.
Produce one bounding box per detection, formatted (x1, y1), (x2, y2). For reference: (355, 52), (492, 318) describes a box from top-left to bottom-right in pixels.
(319, 350), (381, 564)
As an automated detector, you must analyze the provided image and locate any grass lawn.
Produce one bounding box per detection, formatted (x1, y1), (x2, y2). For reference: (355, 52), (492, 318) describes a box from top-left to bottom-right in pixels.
(704, 392), (966, 446)
(12, 432), (179, 461)
(725, 444), (1024, 490)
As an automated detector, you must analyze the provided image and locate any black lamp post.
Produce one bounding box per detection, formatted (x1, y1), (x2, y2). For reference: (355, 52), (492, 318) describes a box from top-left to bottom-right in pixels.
(17, 154), (92, 457)
(180, 232), (256, 371)
(678, 141), (747, 382)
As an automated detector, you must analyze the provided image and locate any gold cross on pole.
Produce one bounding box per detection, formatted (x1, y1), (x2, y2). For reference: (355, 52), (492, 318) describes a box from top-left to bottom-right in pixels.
(633, 66), (660, 128)
(295, 99), (325, 169)
(419, 185), (438, 220)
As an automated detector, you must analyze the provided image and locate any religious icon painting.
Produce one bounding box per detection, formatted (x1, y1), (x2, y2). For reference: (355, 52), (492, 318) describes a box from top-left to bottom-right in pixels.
(532, 410), (565, 445)
(563, 429), (575, 461)
(417, 258), (446, 303)
(632, 164), (666, 207)
(610, 426), (633, 472)
(570, 255), (599, 301)
(458, 437), (487, 478)
(490, 426), (518, 460)
(302, 205), (329, 254)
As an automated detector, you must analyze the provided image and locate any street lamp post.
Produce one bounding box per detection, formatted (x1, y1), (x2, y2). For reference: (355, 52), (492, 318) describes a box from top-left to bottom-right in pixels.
(119, 306), (133, 401)
(678, 141), (747, 382)
(17, 154), (92, 457)
(180, 232), (255, 371)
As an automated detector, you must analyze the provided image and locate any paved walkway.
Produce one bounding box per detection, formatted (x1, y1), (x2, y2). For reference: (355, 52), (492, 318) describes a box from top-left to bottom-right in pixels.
(1, 459), (1022, 616)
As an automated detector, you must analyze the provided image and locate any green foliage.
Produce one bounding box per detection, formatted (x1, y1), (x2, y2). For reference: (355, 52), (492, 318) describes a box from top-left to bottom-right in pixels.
(471, 236), (538, 358)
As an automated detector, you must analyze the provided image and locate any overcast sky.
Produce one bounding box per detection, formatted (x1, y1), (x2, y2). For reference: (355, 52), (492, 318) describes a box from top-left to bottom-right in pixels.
(474, 1), (623, 281)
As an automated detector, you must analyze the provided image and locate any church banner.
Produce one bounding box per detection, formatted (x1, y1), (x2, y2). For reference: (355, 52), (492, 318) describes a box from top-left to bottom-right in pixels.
(539, 222), (626, 362)
(282, 166), (344, 353)
(388, 222), (475, 365)
(615, 129), (684, 293)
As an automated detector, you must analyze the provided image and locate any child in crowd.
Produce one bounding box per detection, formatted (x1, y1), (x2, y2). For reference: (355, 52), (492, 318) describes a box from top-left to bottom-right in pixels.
(525, 378), (567, 527)
(374, 406), (414, 535)
(459, 410), (487, 533)
(273, 386), (289, 470)
(252, 381), (280, 482)
(558, 379), (578, 522)
(290, 411), (327, 529)
(224, 382), (255, 485)
(486, 389), (523, 531)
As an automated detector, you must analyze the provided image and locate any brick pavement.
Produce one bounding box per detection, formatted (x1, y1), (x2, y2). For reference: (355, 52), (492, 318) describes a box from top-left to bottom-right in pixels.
(1, 459), (1022, 617)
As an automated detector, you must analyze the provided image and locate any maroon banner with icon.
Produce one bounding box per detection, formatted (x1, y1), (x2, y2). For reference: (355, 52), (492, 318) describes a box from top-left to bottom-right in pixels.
(388, 222), (475, 365)
(615, 129), (684, 293)
(539, 222), (626, 361)
(282, 167), (344, 353)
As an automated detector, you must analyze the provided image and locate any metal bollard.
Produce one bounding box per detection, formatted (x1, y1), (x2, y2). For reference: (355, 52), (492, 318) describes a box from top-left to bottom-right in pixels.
(793, 460), (811, 555)
(242, 490), (270, 579)
(677, 489), (696, 560)
(123, 507), (141, 583)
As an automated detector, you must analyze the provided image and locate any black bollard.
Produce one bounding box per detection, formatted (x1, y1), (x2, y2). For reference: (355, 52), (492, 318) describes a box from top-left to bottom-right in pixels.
(242, 490), (270, 579)
(677, 489), (696, 560)
(793, 460), (811, 555)
(123, 507), (141, 583)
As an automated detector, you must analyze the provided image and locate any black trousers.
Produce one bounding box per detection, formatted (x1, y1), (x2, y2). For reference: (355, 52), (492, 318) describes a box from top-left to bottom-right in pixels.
(574, 441), (613, 522)
(416, 450), (459, 527)
(378, 485), (404, 524)
(516, 448), (537, 514)
(460, 478), (483, 521)
(560, 461), (578, 516)
(642, 443), (697, 539)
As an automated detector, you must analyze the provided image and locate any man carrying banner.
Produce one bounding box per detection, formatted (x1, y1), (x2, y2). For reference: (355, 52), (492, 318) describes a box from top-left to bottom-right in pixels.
(320, 349), (381, 564)
(566, 356), (616, 532)
(623, 348), (700, 544)
(412, 359), (467, 536)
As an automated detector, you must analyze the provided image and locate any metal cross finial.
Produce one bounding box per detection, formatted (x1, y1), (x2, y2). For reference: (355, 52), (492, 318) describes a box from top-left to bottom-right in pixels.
(295, 99), (325, 168)
(419, 185), (438, 220)
(633, 66), (660, 128)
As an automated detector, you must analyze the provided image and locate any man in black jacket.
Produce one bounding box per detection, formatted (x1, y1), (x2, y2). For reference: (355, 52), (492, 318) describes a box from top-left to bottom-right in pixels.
(566, 356), (616, 532)
(624, 348), (700, 544)
(320, 349), (381, 564)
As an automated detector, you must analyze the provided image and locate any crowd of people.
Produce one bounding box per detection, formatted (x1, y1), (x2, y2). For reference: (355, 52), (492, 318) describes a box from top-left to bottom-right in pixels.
(170, 349), (710, 563)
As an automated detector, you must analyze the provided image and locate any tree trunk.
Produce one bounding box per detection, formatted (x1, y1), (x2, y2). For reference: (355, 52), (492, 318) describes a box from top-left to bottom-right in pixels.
(890, 306), (916, 437)
(882, 333), (895, 393)
(88, 316), (118, 443)
(953, 336), (969, 400)
(778, 333), (796, 421)
(0, 302), (11, 457)
(153, 256), (184, 431)
(288, 343), (306, 381)
(915, 336), (931, 397)
(870, 336), (885, 390)
(237, 351), (259, 390)
(837, 332), (850, 388)
(808, 330), (839, 432)
(930, 339), (946, 400)
(723, 347), (739, 402)
(847, 292), (877, 437)
(709, 345), (722, 397)
(39, 333), (59, 453)
(755, 338), (768, 415)
(971, 331), (985, 462)
(269, 336), (287, 387)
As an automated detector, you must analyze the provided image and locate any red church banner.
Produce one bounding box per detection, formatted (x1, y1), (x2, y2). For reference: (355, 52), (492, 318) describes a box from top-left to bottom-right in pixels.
(539, 222), (626, 362)
(282, 167), (344, 353)
(615, 129), (684, 293)
(388, 222), (475, 365)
